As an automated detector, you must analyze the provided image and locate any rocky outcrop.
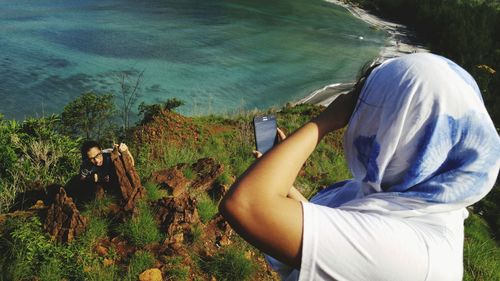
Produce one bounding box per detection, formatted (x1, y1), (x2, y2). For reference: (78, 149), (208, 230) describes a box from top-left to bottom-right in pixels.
(151, 157), (223, 197)
(156, 195), (200, 250)
(111, 148), (145, 212)
(152, 164), (190, 197)
(190, 158), (223, 192)
(44, 186), (87, 243)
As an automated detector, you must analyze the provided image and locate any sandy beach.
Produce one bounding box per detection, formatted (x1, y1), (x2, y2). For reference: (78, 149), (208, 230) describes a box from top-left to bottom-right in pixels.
(297, 0), (428, 106)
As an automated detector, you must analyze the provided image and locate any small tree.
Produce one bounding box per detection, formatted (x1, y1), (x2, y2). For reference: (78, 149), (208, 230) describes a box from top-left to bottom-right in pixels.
(137, 98), (185, 125)
(61, 92), (116, 141)
(117, 70), (144, 134)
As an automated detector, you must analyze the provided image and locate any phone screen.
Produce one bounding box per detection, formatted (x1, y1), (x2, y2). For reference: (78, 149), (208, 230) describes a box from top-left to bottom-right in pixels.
(253, 115), (277, 154)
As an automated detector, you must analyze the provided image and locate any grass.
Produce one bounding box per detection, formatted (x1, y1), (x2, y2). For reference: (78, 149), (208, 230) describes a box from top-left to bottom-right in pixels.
(81, 196), (117, 217)
(199, 247), (256, 281)
(164, 256), (190, 281)
(197, 193), (219, 224)
(215, 170), (233, 186)
(78, 216), (109, 250)
(117, 201), (162, 247)
(183, 166), (196, 180)
(125, 251), (156, 281)
(463, 213), (500, 281)
(144, 182), (166, 201)
(39, 258), (64, 281)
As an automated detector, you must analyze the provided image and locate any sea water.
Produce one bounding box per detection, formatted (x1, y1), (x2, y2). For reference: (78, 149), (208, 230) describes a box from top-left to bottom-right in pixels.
(0, 0), (386, 120)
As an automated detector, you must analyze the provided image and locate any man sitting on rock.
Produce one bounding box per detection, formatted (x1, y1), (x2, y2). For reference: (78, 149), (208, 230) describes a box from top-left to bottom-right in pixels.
(80, 140), (134, 183)
(66, 140), (134, 206)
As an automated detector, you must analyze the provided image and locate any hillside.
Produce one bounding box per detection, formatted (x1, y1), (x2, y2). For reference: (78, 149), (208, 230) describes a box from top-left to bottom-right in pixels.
(0, 104), (348, 281)
(0, 103), (499, 280)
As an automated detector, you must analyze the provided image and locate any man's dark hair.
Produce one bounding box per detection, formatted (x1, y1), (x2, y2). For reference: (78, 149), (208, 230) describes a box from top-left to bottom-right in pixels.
(80, 140), (102, 159)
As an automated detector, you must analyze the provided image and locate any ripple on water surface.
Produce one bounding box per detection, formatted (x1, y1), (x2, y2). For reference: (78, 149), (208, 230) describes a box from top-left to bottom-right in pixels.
(0, 0), (386, 119)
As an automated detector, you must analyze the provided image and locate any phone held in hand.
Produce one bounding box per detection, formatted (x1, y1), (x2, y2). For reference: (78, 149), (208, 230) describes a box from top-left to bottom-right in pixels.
(253, 115), (277, 154)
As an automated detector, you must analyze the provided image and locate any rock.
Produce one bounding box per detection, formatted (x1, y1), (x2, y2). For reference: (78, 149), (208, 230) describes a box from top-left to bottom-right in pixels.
(151, 157), (224, 197)
(111, 148), (145, 212)
(151, 164), (190, 197)
(190, 158), (224, 192)
(209, 183), (229, 202)
(96, 245), (108, 256)
(212, 214), (234, 248)
(156, 195), (200, 248)
(44, 186), (87, 243)
(103, 258), (114, 267)
(139, 268), (162, 281)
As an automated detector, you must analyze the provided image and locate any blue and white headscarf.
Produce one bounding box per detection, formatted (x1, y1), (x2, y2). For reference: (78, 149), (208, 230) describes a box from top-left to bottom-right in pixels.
(313, 53), (500, 216)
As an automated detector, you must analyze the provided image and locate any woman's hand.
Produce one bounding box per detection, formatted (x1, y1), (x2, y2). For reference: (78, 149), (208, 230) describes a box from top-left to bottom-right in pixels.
(252, 128), (287, 158)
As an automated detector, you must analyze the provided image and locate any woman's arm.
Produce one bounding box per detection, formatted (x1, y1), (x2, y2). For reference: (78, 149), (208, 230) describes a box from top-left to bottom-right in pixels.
(219, 93), (358, 268)
(253, 129), (309, 203)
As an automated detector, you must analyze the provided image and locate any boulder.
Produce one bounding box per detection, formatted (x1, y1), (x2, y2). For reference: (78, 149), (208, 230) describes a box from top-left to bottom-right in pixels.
(151, 164), (190, 197)
(190, 158), (224, 192)
(151, 157), (223, 197)
(44, 186), (87, 243)
(111, 148), (145, 211)
(156, 195), (200, 248)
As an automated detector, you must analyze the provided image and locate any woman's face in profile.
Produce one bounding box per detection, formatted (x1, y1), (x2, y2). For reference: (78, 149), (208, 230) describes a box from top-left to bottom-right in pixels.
(86, 147), (104, 166)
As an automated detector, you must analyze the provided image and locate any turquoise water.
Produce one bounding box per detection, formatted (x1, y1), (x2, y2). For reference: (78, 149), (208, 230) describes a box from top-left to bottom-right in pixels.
(0, 0), (386, 119)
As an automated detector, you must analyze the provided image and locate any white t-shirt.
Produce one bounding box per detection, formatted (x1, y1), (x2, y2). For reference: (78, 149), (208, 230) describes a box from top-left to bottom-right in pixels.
(267, 201), (468, 281)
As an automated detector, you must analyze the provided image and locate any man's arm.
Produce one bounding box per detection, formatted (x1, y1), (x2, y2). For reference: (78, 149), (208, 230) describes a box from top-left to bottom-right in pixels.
(118, 143), (135, 166)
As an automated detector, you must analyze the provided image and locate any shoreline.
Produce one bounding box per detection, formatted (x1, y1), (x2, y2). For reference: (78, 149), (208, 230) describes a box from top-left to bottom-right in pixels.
(296, 0), (428, 107)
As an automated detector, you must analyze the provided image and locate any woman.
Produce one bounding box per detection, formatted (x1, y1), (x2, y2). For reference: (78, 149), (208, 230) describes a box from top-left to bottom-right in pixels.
(219, 53), (500, 280)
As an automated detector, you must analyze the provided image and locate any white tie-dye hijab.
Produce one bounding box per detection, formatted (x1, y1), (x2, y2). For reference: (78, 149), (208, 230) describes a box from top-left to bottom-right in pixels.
(266, 53), (500, 278)
(313, 53), (500, 215)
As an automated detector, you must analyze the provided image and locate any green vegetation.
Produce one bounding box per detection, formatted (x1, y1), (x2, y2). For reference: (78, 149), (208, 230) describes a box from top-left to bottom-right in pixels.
(0, 217), (74, 280)
(164, 256), (190, 281)
(117, 201), (162, 247)
(125, 251), (156, 281)
(0, 114), (80, 213)
(61, 92), (117, 142)
(144, 182), (166, 201)
(138, 97), (185, 124)
(200, 247), (256, 281)
(464, 213), (500, 281)
(197, 193), (219, 224)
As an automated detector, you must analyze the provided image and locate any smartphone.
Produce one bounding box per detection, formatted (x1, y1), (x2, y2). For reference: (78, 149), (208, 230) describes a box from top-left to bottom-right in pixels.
(253, 115), (277, 154)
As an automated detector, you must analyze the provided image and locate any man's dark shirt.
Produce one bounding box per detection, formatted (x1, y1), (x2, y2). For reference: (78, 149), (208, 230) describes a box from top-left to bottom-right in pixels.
(80, 151), (115, 184)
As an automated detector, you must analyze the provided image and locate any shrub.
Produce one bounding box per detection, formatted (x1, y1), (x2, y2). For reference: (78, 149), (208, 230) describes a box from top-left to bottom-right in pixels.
(0, 217), (74, 280)
(61, 92), (117, 141)
(138, 98), (185, 124)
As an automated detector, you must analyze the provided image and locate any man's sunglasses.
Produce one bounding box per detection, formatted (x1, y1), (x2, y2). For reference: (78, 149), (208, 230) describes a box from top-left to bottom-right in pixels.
(88, 152), (103, 161)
